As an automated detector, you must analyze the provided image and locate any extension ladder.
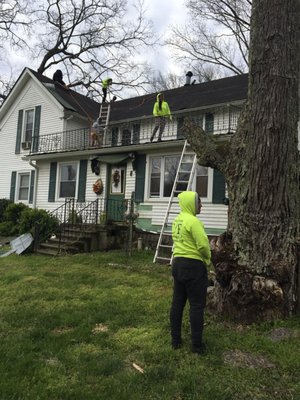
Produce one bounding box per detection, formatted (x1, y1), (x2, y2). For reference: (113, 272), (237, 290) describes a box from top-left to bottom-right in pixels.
(153, 140), (198, 264)
(91, 102), (110, 146)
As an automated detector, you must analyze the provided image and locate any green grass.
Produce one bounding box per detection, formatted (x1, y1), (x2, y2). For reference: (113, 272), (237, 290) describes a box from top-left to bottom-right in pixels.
(0, 250), (299, 400)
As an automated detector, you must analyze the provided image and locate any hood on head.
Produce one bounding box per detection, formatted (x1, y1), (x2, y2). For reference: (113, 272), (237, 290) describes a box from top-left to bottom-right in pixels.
(157, 93), (163, 101)
(178, 191), (198, 216)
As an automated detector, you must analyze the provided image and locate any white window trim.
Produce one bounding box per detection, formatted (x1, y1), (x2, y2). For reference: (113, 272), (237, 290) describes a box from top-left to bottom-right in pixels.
(56, 161), (79, 200)
(16, 171), (30, 203)
(145, 153), (213, 203)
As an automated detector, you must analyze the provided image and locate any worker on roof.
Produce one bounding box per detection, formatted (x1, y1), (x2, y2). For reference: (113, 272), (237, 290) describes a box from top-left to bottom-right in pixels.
(150, 93), (172, 142)
(53, 69), (68, 88)
(102, 78), (113, 103)
(170, 191), (211, 355)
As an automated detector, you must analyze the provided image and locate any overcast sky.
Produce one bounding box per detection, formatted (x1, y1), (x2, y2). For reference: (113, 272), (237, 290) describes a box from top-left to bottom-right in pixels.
(143, 0), (188, 75)
(1, 0), (189, 90)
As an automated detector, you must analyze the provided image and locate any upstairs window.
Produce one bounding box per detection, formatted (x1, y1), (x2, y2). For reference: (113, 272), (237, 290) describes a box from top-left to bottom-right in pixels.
(24, 109), (34, 142)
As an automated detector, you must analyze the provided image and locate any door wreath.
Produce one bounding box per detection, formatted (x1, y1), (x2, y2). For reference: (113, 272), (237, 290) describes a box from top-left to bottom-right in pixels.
(93, 178), (103, 195)
(112, 169), (120, 187)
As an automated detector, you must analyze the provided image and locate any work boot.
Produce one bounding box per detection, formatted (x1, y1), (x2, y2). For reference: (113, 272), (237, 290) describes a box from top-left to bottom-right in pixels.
(191, 343), (206, 355)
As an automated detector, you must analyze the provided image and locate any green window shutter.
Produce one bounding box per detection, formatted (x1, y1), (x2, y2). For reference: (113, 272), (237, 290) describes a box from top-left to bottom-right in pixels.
(10, 171), (17, 201)
(15, 110), (23, 154)
(48, 162), (57, 202)
(135, 154), (146, 203)
(212, 169), (225, 204)
(77, 160), (88, 202)
(33, 106), (41, 152)
(29, 170), (35, 204)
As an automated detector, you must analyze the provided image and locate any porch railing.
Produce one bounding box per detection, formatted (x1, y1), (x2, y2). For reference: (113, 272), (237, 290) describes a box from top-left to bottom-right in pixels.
(34, 198), (131, 252)
(30, 106), (242, 155)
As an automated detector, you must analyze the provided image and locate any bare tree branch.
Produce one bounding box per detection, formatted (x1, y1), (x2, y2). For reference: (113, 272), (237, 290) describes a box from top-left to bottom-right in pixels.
(167, 0), (251, 77)
(31, 0), (156, 97)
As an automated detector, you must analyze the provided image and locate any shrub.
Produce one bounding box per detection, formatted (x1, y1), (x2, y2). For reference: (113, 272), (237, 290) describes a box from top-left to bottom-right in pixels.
(0, 221), (18, 236)
(0, 199), (13, 223)
(4, 203), (29, 226)
(19, 208), (60, 241)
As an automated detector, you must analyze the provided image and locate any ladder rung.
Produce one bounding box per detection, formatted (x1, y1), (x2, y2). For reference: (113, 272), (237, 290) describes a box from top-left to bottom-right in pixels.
(176, 180), (189, 184)
(159, 244), (172, 249)
(156, 256), (171, 261)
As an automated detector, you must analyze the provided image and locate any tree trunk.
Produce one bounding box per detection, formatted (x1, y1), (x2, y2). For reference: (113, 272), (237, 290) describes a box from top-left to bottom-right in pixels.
(185, 0), (300, 322)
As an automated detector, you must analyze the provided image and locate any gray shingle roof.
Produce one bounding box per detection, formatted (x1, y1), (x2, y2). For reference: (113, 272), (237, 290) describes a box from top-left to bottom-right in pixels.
(31, 68), (248, 123)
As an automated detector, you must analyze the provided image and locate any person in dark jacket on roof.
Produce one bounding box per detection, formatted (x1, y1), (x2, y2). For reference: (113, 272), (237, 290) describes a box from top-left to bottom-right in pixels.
(52, 69), (68, 88)
(150, 93), (172, 142)
(170, 191), (211, 354)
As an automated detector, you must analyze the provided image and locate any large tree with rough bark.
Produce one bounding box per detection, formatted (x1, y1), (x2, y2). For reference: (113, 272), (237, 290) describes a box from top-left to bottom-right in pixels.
(184, 0), (300, 322)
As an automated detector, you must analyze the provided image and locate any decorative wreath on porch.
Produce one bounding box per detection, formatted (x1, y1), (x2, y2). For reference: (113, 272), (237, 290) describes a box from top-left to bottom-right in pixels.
(112, 169), (120, 187)
(93, 178), (103, 195)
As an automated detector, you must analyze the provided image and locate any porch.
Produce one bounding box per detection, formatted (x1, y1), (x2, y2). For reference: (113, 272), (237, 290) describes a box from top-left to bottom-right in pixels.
(29, 106), (242, 155)
(34, 197), (136, 255)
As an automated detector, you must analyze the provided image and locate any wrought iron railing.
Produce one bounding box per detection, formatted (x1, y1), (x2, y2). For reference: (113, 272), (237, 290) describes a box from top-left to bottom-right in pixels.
(29, 106), (243, 155)
(34, 197), (132, 253)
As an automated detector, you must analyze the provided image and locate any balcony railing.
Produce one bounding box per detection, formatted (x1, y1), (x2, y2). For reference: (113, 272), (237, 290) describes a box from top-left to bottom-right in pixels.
(30, 108), (242, 155)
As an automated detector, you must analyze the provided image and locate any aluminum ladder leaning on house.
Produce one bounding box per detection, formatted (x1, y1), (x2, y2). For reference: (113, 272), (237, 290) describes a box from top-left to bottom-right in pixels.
(153, 140), (198, 264)
(97, 102), (111, 143)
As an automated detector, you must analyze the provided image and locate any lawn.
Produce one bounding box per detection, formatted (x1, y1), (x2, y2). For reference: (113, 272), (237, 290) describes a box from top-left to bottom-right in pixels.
(0, 250), (299, 400)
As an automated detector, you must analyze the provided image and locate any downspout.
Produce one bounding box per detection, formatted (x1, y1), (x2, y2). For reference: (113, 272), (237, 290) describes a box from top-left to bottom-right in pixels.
(28, 160), (39, 208)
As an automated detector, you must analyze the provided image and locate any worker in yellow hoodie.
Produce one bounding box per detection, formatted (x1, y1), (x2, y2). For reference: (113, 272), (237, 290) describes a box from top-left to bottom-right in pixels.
(170, 191), (211, 354)
(102, 78), (112, 103)
(150, 93), (172, 142)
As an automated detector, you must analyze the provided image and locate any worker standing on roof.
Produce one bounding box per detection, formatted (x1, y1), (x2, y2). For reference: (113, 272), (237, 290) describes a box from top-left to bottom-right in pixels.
(150, 93), (172, 142)
(102, 78), (112, 103)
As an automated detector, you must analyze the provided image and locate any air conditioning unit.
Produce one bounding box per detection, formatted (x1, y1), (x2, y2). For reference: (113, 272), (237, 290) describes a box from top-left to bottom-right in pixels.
(21, 141), (31, 150)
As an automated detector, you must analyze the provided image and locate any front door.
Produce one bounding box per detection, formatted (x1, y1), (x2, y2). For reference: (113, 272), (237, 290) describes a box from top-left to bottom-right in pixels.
(107, 165), (127, 222)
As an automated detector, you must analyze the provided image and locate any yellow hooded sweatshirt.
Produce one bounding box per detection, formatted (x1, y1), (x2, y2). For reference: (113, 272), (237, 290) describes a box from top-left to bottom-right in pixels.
(153, 93), (171, 118)
(172, 191), (211, 266)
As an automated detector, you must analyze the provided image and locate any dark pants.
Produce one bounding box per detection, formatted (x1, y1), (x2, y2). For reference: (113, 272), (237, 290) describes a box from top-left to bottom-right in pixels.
(151, 117), (166, 141)
(102, 88), (107, 102)
(170, 257), (208, 348)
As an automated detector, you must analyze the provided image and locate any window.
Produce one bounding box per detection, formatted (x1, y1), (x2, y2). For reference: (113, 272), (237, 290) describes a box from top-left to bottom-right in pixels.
(149, 155), (211, 200)
(149, 155), (180, 198)
(24, 109), (34, 142)
(59, 163), (77, 198)
(18, 173), (30, 201)
(195, 165), (208, 197)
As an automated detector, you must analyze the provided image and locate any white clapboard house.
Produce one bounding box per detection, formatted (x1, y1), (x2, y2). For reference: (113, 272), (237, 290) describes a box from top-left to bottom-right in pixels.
(0, 68), (248, 249)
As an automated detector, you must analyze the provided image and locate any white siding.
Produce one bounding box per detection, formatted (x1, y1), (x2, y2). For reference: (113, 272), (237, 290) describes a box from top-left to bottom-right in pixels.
(0, 80), (64, 201)
(138, 202), (228, 231)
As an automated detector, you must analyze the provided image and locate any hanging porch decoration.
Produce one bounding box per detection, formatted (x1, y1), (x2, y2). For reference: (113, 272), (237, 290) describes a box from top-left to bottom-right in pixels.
(93, 178), (103, 195)
(112, 169), (121, 187)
